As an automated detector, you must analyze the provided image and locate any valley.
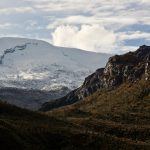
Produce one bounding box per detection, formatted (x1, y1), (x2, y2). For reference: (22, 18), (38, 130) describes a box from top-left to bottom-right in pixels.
(0, 45), (149, 150)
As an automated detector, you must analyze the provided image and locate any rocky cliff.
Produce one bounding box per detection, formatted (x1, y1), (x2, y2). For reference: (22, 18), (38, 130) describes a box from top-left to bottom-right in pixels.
(40, 45), (150, 111)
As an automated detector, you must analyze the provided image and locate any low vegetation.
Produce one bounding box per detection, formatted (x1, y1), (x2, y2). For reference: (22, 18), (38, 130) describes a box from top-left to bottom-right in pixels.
(1, 78), (150, 150)
(47, 78), (150, 149)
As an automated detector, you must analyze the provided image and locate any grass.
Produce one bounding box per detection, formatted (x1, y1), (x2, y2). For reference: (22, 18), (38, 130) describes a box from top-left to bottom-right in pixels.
(47, 77), (150, 149)
(0, 76), (150, 149)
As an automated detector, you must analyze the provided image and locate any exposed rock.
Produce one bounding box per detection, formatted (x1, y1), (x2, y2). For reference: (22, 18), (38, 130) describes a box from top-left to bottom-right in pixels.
(40, 45), (150, 111)
(0, 43), (29, 64)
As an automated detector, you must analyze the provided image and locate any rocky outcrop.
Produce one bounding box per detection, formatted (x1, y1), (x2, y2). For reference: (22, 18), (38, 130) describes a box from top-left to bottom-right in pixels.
(0, 43), (31, 64)
(40, 45), (150, 111)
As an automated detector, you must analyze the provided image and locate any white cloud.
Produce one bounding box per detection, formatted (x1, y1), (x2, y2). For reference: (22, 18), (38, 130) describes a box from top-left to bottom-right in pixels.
(0, 0), (149, 53)
(119, 31), (150, 40)
(0, 7), (34, 14)
(47, 15), (139, 31)
(0, 23), (17, 29)
(52, 24), (118, 53)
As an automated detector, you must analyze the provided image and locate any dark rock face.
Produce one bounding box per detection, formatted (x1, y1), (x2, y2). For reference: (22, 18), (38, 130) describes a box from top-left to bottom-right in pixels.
(40, 45), (150, 111)
(0, 44), (29, 64)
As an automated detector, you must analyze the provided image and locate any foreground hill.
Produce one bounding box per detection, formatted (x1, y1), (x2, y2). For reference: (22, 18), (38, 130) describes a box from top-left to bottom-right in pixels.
(45, 76), (150, 148)
(0, 101), (149, 150)
(43, 46), (150, 149)
(0, 37), (110, 109)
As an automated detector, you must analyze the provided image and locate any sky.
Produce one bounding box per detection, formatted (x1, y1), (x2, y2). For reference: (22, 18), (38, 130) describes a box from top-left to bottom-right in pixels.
(0, 0), (150, 54)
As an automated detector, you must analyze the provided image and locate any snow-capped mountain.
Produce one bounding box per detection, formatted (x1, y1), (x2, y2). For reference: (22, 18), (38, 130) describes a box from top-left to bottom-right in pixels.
(0, 37), (111, 91)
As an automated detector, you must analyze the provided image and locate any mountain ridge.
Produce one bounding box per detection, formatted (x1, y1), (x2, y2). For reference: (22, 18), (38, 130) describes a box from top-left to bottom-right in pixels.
(40, 45), (150, 111)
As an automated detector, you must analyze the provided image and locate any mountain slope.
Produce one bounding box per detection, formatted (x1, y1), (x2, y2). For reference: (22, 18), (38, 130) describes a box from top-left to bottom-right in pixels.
(0, 37), (110, 91)
(40, 45), (150, 111)
(0, 37), (110, 109)
(46, 78), (150, 149)
(42, 46), (150, 148)
(0, 101), (149, 150)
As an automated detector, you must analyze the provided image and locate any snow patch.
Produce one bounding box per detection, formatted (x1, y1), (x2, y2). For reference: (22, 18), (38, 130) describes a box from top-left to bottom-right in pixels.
(0, 37), (111, 91)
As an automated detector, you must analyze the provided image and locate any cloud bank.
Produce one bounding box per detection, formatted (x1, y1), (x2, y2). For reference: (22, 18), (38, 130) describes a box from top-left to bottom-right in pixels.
(52, 24), (118, 53)
(0, 0), (149, 53)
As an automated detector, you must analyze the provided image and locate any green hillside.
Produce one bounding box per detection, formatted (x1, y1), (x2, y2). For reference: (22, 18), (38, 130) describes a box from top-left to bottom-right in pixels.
(48, 78), (150, 149)
(0, 79), (150, 149)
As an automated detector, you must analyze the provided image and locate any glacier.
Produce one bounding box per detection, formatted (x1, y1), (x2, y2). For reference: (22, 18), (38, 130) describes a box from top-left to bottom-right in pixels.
(0, 37), (111, 91)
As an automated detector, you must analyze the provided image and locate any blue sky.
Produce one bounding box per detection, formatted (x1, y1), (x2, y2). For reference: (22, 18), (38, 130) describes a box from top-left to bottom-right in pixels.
(0, 0), (150, 53)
